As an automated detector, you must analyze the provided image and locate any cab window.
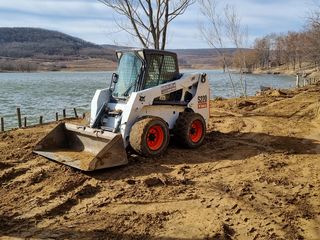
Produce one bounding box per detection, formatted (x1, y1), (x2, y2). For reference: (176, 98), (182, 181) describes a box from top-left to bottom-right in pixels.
(144, 54), (178, 89)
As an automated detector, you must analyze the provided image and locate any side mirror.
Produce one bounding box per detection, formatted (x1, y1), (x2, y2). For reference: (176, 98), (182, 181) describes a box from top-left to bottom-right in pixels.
(112, 73), (119, 83)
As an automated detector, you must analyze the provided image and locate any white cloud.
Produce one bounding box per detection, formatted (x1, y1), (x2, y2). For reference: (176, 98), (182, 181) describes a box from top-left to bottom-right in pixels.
(0, 0), (110, 18)
(0, 0), (314, 48)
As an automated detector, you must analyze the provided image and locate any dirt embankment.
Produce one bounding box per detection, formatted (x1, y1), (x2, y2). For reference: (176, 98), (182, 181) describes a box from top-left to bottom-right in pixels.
(253, 64), (320, 81)
(0, 85), (320, 240)
(0, 58), (117, 73)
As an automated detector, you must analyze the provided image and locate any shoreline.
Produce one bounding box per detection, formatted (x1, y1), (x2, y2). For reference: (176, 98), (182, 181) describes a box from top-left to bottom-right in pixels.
(0, 66), (222, 73)
(0, 67), (299, 75)
(253, 66), (320, 79)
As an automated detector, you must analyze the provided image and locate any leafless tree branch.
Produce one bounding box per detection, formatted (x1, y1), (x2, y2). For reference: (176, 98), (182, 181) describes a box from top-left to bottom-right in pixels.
(99, 0), (194, 49)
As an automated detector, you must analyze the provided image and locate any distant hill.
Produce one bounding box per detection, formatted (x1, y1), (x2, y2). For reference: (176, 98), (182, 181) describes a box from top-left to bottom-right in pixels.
(173, 48), (237, 56)
(0, 27), (115, 60)
(101, 44), (132, 50)
(173, 48), (238, 69)
(100, 46), (238, 69)
(0, 27), (241, 71)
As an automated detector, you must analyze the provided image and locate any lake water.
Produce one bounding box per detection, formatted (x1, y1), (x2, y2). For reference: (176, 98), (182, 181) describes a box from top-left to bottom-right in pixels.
(0, 70), (295, 130)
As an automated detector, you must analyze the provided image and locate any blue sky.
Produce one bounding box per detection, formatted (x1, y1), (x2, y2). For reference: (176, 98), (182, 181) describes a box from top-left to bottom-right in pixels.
(0, 0), (314, 48)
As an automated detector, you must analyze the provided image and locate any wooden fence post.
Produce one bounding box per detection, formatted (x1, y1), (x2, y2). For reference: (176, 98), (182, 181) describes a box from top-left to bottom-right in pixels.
(1, 117), (4, 132)
(55, 112), (59, 121)
(73, 108), (78, 118)
(63, 109), (66, 118)
(296, 74), (300, 88)
(82, 113), (86, 119)
(17, 108), (22, 128)
(39, 116), (43, 125)
(24, 117), (27, 128)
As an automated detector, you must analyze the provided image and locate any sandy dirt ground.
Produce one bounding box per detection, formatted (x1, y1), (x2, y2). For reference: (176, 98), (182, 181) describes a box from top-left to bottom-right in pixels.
(0, 85), (320, 240)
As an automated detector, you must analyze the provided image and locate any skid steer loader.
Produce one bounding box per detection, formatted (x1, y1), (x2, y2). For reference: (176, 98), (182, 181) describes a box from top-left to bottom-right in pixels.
(34, 49), (210, 171)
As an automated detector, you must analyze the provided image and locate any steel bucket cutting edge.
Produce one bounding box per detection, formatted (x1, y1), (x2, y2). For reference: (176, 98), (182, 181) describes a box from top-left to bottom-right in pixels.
(33, 123), (128, 171)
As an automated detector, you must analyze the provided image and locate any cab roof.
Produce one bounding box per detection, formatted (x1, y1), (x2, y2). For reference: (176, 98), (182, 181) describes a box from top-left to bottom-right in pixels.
(115, 48), (177, 60)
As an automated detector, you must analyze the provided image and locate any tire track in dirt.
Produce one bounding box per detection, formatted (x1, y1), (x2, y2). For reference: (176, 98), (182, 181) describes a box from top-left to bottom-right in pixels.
(0, 157), (54, 188)
(41, 183), (101, 218)
(0, 162), (14, 170)
(0, 167), (29, 185)
(31, 170), (89, 207)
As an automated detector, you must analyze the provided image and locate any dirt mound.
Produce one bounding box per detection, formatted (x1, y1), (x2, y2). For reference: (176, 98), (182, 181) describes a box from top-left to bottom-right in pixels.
(1, 85), (320, 239)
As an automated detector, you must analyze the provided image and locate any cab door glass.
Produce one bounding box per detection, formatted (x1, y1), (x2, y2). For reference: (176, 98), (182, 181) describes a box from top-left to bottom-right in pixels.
(113, 53), (142, 97)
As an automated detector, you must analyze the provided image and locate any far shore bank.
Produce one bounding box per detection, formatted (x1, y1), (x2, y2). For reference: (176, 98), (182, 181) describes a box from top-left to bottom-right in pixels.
(0, 66), (297, 75)
(1, 64), (319, 83)
(0, 64), (222, 73)
(253, 66), (320, 80)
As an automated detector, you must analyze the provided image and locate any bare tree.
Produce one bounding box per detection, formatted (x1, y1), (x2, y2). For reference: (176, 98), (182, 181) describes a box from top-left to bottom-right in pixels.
(308, 1), (320, 28)
(251, 3), (320, 73)
(224, 4), (248, 96)
(199, 0), (248, 97)
(307, 3), (320, 70)
(253, 36), (271, 69)
(98, 0), (194, 49)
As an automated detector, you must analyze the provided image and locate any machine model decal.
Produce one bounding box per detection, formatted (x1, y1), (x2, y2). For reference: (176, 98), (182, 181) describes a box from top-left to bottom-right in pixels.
(161, 82), (176, 94)
(198, 95), (208, 109)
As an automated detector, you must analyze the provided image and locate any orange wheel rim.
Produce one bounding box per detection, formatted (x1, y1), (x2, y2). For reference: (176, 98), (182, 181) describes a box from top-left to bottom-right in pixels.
(147, 125), (164, 151)
(189, 120), (203, 143)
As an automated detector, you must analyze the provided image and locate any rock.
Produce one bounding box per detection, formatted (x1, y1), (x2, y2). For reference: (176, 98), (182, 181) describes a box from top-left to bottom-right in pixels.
(231, 204), (238, 209)
(235, 208), (241, 214)
(237, 101), (256, 108)
(248, 195), (255, 201)
(144, 177), (164, 187)
(126, 179), (136, 185)
(270, 89), (286, 97)
(222, 223), (236, 238)
(260, 86), (272, 91)
(214, 96), (225, 101)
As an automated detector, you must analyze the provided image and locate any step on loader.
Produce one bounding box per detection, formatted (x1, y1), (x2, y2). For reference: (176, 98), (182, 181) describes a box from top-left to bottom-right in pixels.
(34, 49), (210, 171)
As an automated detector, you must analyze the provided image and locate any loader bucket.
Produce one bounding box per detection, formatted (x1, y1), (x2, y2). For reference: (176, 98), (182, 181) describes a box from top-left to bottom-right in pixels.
(33, 123), (128, 171)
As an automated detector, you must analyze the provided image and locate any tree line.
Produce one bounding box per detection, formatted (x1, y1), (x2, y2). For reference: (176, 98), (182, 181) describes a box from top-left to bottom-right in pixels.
(243, 8), (320, 72)
(0, 59), (38, 72)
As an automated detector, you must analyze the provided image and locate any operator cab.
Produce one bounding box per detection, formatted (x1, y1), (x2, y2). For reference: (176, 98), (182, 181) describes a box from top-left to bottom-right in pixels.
(111, 49), (181, 100)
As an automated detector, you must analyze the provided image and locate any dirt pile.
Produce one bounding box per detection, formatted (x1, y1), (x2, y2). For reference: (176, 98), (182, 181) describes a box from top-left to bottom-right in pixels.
(1, 85), (320, 239)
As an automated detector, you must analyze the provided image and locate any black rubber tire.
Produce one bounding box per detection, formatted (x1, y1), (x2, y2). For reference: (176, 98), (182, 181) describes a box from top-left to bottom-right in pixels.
(129, 117), (170, 157)
(173, 112), (206, 148)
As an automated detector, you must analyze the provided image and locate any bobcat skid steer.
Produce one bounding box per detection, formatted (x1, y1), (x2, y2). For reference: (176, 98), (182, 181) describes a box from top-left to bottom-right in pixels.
(34, 49), (210, 171)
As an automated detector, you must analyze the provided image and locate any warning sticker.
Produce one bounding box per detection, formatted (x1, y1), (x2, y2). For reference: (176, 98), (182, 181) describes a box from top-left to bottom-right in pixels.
(161, 82), (176, 94)
(198, 95), (208, 109)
